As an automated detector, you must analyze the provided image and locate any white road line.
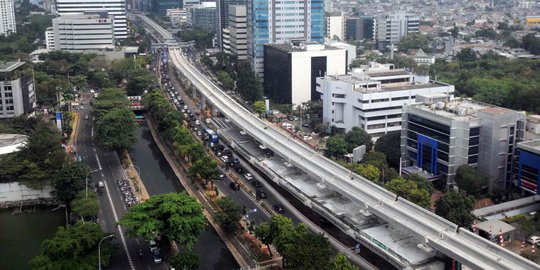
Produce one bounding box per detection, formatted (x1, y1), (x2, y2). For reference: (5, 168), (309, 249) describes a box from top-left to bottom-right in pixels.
(96, 154), (135, 270)
(95, 153), (102, 171)
(91, 125), (94, 137)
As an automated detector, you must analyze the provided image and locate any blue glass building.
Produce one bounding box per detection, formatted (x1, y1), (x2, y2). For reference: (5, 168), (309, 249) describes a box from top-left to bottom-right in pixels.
(247, 0), (325, 76)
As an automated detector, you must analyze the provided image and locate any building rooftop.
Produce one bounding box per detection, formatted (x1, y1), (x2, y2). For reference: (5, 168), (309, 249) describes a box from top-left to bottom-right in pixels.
(324, 72), (450, 93)
(411, 98), (501, 121)
(475, 220), (515, 235)
(266, 42), (341, 53)
(517, 138), (540, 154)
(0, 134), (28, 155)
(0, 61), (25, 73)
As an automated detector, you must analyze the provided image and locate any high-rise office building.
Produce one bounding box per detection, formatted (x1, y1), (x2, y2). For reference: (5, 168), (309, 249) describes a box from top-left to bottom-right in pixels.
(247, 0), (325, 77)
(325, 11), (345, 41)
(217, 0), (245, 49)
(401, 97), (526, 192)
(51, 13), (115, 51)
(0, 61), (36, 119)
(346, 16), (373, 41)
(226, 5), (247, 59)
(45, 27), (55, 50)
(374, 13), (419, 50)
(188, 1), (217, 32)
(0, 0), (16, 35)
(515, 139), (540, 195)
(152, 0), (182, 15)
(55, 0), (127, 39)
(264, 42), (346, 105)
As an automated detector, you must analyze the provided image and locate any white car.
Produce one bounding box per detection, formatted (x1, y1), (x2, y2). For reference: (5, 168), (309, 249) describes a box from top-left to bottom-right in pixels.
(195, 120), (200, 126)
(220, 156), (229, 163)
(244, 173), (253, 180)
(529, 236), (540, 245)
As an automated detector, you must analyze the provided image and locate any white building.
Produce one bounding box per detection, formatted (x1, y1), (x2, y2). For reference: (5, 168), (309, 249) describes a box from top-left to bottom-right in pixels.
(411, 48), (435, 65)
(227, 5), (247, 60)
(52, 13), (115, 51)
(374, 13), (419, 50)
(0, 61), (36, 119)
(45, 27), (55, 50)
(166, 8), (188, 27)
(54, 0), (127, 39)
(316, 62), (454, 139)
(0, 0), (16, 35)
(326, 11), (345, 41)
(264, 42), (347, 105)
(326, 40), (356, 67)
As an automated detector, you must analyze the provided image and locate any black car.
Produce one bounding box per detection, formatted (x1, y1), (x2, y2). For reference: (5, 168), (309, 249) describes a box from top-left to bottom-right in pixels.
(229, 182), (240, 191)
(256, 190), (267, 199)
(235, 167), (244, 174)
(252, 180), (261, 188)
(273, 204), (285, 213)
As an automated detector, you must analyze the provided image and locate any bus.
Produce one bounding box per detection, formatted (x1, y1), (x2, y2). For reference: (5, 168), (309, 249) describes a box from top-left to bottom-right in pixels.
(204, 128), (219, 143)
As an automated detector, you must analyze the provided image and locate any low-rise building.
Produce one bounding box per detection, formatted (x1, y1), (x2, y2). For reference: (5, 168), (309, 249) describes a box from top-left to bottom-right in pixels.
(401, 97), (526, 192)
(326, 41), (356, 67)
(166, 8), (188, 27)
(187, 1), (217, 32)
(316, 62), (454, 139)
(52, 13), (115, 51)
(264, 42), (347, 106)
(0, 61), (36, 119)
(515, 139), (540, 195)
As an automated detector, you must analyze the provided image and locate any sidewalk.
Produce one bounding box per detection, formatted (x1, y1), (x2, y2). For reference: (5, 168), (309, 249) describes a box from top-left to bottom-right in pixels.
(146, 117), (252, 269)
(122, 151), (150, 202)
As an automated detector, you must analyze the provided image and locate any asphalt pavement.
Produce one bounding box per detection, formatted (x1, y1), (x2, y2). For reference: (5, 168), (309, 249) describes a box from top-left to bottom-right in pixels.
(75, 92), (166, 270)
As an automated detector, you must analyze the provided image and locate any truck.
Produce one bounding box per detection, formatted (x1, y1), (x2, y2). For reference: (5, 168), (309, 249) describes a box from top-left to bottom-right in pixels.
(204, 128), (219, 143)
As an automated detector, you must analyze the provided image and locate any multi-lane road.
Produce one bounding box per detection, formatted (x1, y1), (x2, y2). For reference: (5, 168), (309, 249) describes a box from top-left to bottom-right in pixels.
(74, 92), (166, 270)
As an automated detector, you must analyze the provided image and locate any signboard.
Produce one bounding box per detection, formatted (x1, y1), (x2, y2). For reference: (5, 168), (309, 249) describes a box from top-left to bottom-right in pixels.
(55, 112), (62, 131)
(372, 239), (387, 251)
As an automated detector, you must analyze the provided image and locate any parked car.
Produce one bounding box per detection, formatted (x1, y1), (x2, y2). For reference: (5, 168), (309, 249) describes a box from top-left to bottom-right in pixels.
(256, 190), (267, 199)
(149, 240), (158, 252)
(235, 167), (244, 174)
(152, 249), (162, 264)
(252, 180), (261, 188)
(244, 173), (253, 181)
(529, 236), (540, 245)
(273, 204), (285, 213)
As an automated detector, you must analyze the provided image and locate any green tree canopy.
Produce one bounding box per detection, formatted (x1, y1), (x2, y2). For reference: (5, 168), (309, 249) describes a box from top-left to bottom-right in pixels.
(455, 48), (477, 62)
(95, 107), (137, 150)
(399, 33), (432, 52)
(217, 71), (235, 90)
(522, 33), (540, 55)
(330, 253), (359, 270)
(435, 191), (475, 227)
(374, 132), (401, 168)
(385, 177), (431, 208)
(254, 222), (274, 256)
(52, 162), (90, 204)
(118, 192), (206, 250)
(455, 165), (488, 195)
(169, 250), (200, 270)
(70, 191), (99, 218)
(475, 28), (498, 40)
(253, 100), (266, 115)
(325, 136), (348, 157)
(29, 222), (115, 270)
(344, 127), (373, 152)
(215, 197), (243, 233)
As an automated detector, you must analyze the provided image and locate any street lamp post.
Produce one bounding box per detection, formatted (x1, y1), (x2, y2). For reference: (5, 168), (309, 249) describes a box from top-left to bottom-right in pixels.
(86, 169), (100, 198)
(98, 234), (115, 270)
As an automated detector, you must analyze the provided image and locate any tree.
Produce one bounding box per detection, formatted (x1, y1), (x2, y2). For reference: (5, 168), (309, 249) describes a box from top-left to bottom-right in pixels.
(475, 28), (498, 40)
(118, 192), (206, 250)
(253, 100), (266, 115)
(280, 224), (332, 269)
(385, 177), (431, 208)
(325, 136), (348, 157)
(450, 26), (459, 38)
(217, 71), (235, 90)
(52, 162), (90, 204)
(346, 163), (380, 183)
(215, 197), (243, 233)
(435, 191), (475, 227)
(254, 222), (274, 256)
(455, 48), (477, 62)
(70, 191), (99, 219)
(236, 61), (263, 102)
(399, 33), (432, 52)
(95, 107), (137, 151)
(126, 68), (155, 96)
(186, 142), (206, 163)
(374, 132), (401, 168)
(330, 253), (359, 270)
(406, 173), (433, 194)
(29, 222), (115, 270)
(169, 250), (200, 270)
(344, 127), (372, 152)
(455, 165), (488, 195)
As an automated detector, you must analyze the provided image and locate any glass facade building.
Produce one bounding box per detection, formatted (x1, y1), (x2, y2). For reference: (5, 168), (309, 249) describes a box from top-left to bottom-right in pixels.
(247, 0), (325, 76)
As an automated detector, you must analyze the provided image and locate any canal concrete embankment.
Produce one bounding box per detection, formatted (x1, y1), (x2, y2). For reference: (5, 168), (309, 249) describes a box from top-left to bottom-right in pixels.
(145, 117), (251, 269)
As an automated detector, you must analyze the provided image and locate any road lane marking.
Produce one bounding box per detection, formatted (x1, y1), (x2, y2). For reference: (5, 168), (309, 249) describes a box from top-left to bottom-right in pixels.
(97, 153), (135, 270)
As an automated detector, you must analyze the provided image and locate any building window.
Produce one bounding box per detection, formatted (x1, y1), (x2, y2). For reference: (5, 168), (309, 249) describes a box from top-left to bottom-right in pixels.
(368, 124), (385, 130)
(333, 94), (345, 98)
(4, 92), (13, 97)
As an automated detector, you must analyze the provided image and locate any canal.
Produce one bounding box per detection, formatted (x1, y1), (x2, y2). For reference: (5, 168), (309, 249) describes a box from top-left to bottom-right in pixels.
(129, 123), (239, 270)
(0, 206), (65, 270)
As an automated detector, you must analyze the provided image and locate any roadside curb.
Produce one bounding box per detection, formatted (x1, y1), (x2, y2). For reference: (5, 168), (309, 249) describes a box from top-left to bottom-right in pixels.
(122, 150), (150, 202)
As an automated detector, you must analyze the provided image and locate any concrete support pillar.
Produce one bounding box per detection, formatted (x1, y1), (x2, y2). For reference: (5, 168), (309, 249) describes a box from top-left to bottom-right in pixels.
(200, 95), (206, 110)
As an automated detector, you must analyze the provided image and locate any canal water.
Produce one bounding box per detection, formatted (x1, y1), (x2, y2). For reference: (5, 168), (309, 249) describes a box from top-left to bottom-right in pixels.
(0, 206), (65, 270)
(129, 123), (239, 270)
